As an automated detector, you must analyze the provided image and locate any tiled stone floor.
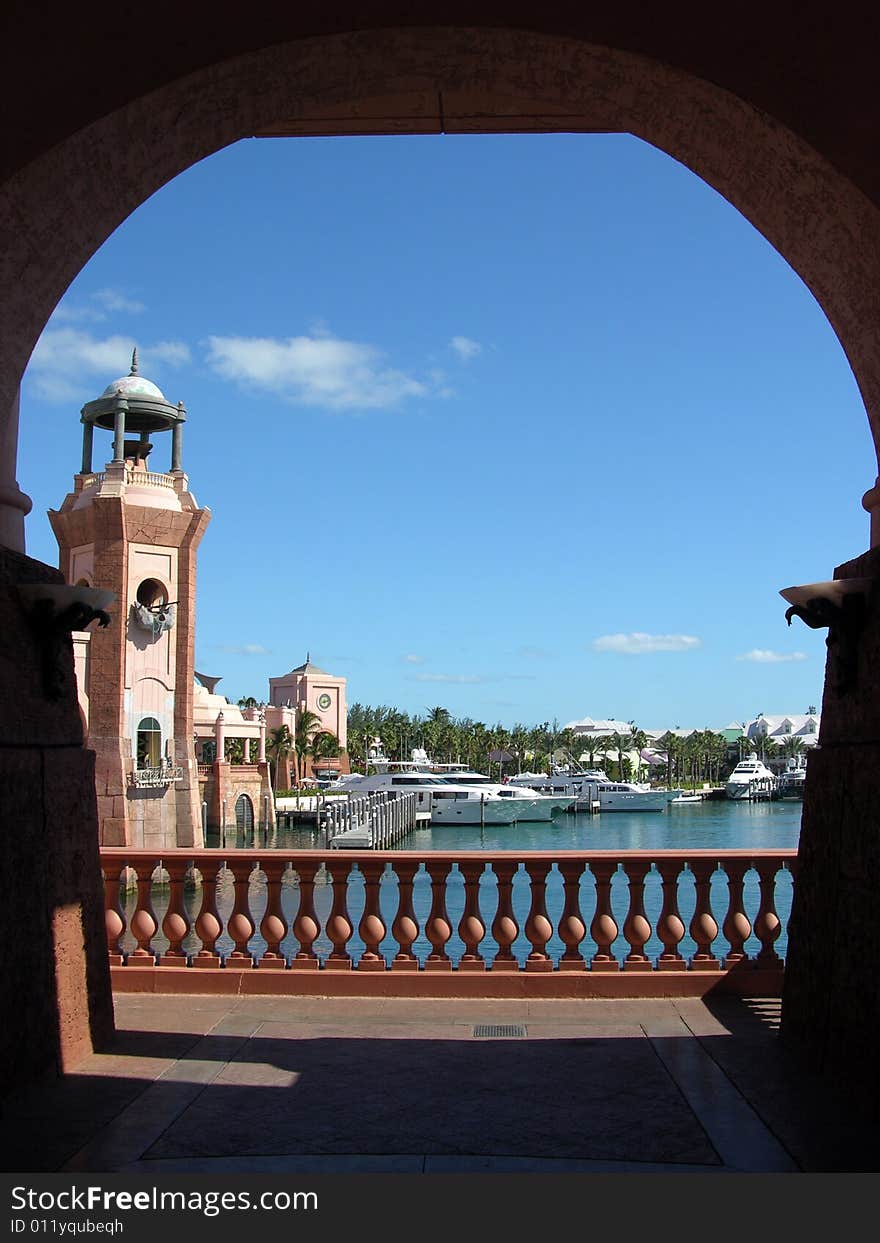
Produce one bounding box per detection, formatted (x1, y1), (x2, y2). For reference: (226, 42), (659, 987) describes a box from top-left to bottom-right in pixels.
(2, 995), (877, 1173)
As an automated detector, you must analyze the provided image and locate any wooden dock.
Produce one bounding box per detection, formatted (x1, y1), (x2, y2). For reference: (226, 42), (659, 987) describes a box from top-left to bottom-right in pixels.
(323, 790), (419, 849)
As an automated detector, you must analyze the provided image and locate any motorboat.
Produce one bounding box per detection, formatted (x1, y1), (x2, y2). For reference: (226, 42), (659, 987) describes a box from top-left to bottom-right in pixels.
(725, 757), (777, 800)
(509, 768), (666, 812)
(432, 763), (575, 818)
(509, 768), (609, 801)
(777, 763), (807, 799)
(586, 779), (668, 812)
(332, 763), (543, 824)
(670, 793), (704, 805)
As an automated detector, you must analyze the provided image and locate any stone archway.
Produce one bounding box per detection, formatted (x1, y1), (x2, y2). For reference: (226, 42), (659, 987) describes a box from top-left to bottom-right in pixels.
(235, 793), (255, 836)
(3, 27), (880, 544)
(2, 20), (879, 1108)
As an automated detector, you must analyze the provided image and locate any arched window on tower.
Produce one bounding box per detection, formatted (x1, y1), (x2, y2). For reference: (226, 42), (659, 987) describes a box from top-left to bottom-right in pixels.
(136, 717), (162, 769)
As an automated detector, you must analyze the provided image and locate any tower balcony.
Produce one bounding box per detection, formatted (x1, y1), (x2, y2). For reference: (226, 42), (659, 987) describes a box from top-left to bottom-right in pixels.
(72, 463), (191, 511)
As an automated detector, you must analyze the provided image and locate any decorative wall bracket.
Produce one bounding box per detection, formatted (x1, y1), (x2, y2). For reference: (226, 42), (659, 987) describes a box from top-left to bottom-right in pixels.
(18, 583), (116, 700)
(780, 578), (872, 697)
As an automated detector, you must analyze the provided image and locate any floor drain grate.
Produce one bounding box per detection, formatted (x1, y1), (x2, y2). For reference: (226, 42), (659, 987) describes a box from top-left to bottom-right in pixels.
(472, 1024), (527, 1038)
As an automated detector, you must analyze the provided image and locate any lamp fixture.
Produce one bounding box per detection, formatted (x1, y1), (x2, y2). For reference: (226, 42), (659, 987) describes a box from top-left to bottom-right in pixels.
(779, 578), (872, 696)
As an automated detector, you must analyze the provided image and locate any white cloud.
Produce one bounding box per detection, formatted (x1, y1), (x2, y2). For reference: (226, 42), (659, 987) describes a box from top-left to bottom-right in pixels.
(217, 643), (271, 656)
(592, 632), (702, 655)
(403, 653), (425, 664)
(93, 288), (146, 314)
(27, 328), (191, 402)
(205, 332), (431, 411)
(450, 335), (482, 361)
(49, 288), (146, 326)
(737, 649), (808, 664)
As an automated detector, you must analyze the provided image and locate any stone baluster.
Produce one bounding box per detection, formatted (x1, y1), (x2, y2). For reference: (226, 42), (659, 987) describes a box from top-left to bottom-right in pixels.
(103, 861), (128, 965)
(225, 860), (256, 968)
(357, 861), (388, 971)
(391, 860), (420, 971)
(193, 859), (223, 967)
(524, 859), (554, 972)
(688, 860), (721, 970)
(324, 860), (354, 970)
(557, 860), (587, 971)
(457, 861), (487, 971)
(655, 857), (687, 971)
(291, 860), (321, 970)
(158, 858), (191, 965)
(721, 860), (752, 966)
(490, 861), (520, 971)
(128, 862), (159, 963)
(588, 860), (621, 972)
(259, 859), (289, 969)
(424, 859), (453, 971)
(753, 859), (783, 966)
(621, 859), (654, 972)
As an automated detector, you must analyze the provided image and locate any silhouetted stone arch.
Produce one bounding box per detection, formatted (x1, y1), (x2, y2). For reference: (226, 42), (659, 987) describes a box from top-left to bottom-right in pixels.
(2, 24), (880, 524)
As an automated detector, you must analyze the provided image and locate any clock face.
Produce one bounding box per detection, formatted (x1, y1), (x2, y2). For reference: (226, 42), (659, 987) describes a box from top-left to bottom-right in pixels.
(317, 692), (332, 711)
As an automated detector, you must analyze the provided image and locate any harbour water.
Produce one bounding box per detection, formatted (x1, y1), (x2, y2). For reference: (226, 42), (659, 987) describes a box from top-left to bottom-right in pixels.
(218, 795), (803, 854)
(132, 798), (802, 969)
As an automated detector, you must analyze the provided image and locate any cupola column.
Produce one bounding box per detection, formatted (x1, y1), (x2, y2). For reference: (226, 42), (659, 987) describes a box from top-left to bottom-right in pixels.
(80, 421), (93, 474)
(171, 401), (185, 471)
(111, 394), (127, 464)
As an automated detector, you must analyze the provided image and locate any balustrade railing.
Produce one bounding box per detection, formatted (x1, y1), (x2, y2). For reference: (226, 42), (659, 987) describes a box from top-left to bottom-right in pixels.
(100, 848), (796, 996)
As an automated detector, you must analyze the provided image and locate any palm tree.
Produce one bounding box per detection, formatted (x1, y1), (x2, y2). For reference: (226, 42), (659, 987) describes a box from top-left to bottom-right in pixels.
(582, 734), (612, 770)
(266, 724), (293, 793)
(237, 695), (259, 710)
(310, 729), (341, 771)
(627, 722), (648, 781)
(293, 707), (322, 784)
(608, 731), (629, 782)
(780, 735), (806, 764)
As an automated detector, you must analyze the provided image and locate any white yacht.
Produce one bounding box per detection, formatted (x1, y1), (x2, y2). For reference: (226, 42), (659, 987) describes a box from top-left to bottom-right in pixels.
(588, 779), (668, 812)
(332, 762), (543, 824)
(509, 768), (666, 812)
(725, 757), (777, 800)
(431, 763), (574, 819)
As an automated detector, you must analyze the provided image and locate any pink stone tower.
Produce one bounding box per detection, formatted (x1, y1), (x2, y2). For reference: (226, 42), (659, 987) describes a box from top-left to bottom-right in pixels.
(49, 350), (210, 846)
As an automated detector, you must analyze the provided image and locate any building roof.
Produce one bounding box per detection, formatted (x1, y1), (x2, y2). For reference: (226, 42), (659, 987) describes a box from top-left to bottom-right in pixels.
(284, 661), (330, 677)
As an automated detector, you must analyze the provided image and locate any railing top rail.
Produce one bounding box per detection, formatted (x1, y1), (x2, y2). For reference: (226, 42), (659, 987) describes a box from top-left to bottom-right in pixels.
(100, 846), (798, 863)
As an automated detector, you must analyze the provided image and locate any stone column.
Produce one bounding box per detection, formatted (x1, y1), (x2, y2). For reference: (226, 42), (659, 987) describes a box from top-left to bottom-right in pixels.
(111, 394), (127, 464)
(781, 544), (880, 1119)
(80, 421), (94, 475)
(243, 737), (251, 763)
(171, 418), (183, 472)
(215, 711), (225, 761)
(0, 388), (33, 553)
(258, 713), (266, 763)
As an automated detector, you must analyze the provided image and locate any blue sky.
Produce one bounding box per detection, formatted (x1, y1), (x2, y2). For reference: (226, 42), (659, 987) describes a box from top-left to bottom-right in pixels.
(19, 133), (873, 730)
